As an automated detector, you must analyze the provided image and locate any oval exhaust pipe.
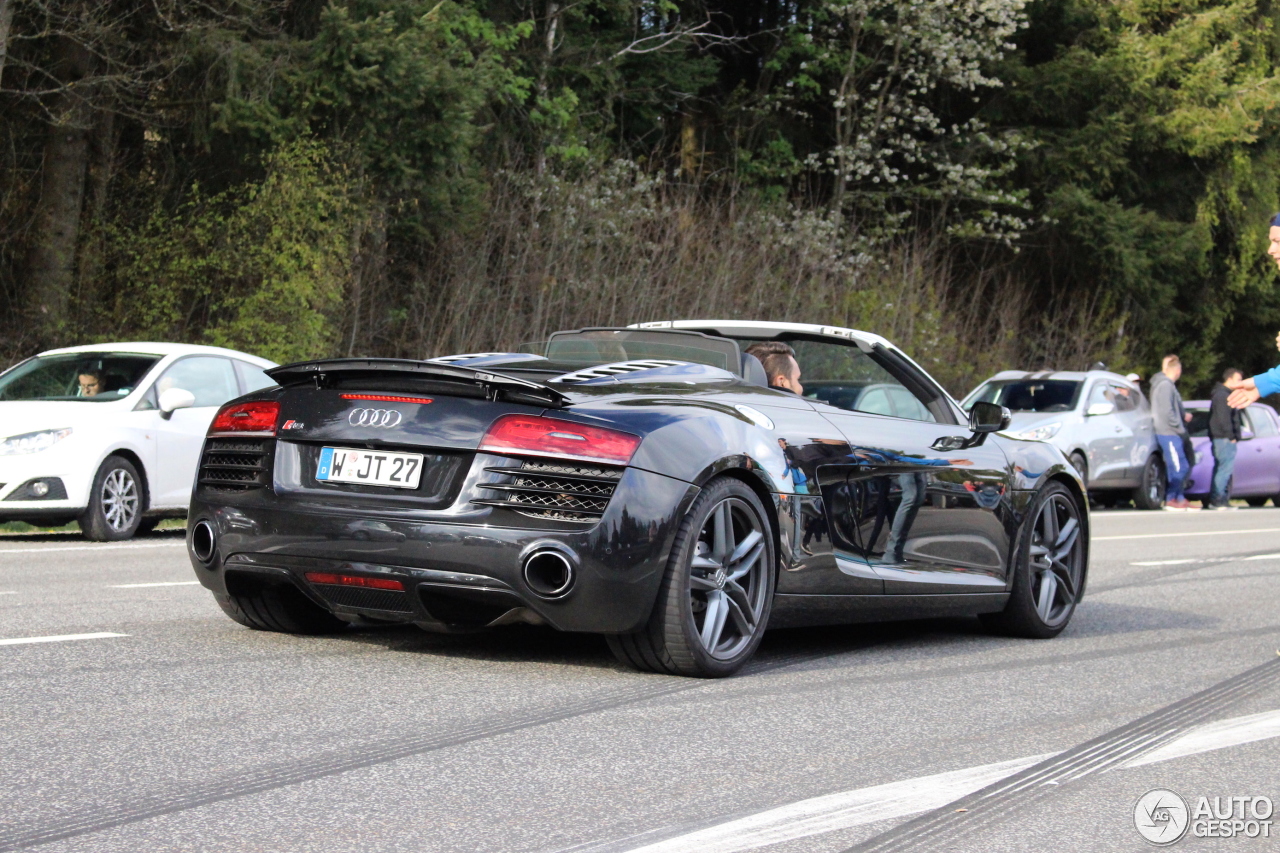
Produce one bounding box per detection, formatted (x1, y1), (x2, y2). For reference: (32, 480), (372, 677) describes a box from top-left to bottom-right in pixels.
(522, 549), (575, 599)
(191, 520), (217, 563)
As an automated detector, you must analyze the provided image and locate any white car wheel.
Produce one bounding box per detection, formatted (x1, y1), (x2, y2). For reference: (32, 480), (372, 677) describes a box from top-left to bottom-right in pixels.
(80, 456), (143, 541)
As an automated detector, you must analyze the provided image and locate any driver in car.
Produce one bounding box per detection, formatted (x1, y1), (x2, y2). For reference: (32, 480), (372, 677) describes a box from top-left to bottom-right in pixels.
(745, 341), (804, 395)
(77, 368), (104, 397)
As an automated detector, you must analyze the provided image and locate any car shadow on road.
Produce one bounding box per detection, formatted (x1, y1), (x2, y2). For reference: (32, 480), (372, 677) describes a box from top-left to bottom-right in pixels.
(330, 616), (1004, 676)
(336, 622), (623, 671)
(1065, 600), (1219, 637)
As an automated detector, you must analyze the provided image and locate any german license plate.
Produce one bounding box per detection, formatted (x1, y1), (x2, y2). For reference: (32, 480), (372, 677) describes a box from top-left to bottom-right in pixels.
(317, 447), (423, 489)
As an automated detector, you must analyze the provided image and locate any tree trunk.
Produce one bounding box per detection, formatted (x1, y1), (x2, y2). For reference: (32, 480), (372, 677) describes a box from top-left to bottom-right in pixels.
(24, 35), (96, 343)
(0, 0), (13, 85)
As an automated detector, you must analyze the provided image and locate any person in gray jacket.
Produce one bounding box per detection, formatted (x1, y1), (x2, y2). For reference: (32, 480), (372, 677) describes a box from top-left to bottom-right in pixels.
(1150, 354), (1194, 510)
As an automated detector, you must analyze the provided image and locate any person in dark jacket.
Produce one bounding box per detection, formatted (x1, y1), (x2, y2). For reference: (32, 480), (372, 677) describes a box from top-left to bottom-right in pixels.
(1208, 368), (1244, 509)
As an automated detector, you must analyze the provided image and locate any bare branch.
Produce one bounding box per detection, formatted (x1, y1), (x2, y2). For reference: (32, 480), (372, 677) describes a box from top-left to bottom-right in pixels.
(609, 15), (745, 62)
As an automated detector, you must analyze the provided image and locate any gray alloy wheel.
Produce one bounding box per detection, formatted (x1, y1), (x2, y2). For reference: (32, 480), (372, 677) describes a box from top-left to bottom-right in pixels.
(607, 477), (775, 677)
(79, 456), (143, 541)
(982, 481), (1085, 638)
(1132, 453), (1166, 510)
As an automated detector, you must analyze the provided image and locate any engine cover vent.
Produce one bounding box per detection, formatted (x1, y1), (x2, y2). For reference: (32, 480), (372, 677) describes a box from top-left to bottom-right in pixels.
(550, 360), (686, 384)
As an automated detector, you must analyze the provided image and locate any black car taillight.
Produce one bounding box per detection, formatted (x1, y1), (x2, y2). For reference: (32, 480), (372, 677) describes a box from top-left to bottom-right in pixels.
(209, 400), (280, 436)
(201, 400), (279, 490)
(477, 414), (640, 465)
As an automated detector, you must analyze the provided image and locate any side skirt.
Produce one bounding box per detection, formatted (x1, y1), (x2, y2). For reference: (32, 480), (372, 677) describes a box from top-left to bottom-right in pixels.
(767, 592), (1009, 629)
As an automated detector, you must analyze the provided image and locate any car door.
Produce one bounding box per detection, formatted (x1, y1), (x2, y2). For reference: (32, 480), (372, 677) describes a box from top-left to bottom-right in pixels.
(1116, 382), (1155, 481)
(150, 356), (243, 506)
(788, 337), (1013, 594)
(1079, 381), (1128, 482)
(1240, 405), (1280, 496)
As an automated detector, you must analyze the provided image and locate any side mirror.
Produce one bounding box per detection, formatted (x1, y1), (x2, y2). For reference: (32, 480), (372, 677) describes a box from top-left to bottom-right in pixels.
(158, 387), (196, 419)
(1086, 402), (1115, 417)
(969, 401), (1011, 433)
(1241, 429), (1255, 441)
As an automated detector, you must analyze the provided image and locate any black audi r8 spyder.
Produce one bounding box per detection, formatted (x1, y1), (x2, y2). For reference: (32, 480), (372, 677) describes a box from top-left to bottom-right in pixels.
(188, 321), (1089, 677)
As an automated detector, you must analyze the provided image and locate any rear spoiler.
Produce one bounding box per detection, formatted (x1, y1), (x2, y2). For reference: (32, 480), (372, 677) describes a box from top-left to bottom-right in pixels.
(266, 358), (571, 408)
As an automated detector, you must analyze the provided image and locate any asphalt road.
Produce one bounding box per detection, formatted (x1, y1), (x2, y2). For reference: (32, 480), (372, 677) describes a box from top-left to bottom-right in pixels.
(2, 508), (1279, 852)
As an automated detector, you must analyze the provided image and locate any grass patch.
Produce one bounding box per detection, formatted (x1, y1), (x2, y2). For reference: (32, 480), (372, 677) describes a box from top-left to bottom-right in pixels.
(0, 518), (186, 535)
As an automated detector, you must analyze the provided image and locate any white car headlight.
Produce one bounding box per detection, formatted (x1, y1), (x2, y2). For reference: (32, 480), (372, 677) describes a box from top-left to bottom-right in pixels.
(1010, 422), (1062, 441)
(0, 428), (73, 456)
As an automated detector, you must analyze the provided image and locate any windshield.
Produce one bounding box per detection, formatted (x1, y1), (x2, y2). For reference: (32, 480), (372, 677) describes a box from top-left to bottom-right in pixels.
(969, 379), (1083, 413)
(0, 353), (162, 402)
(527, 329), (741, 373)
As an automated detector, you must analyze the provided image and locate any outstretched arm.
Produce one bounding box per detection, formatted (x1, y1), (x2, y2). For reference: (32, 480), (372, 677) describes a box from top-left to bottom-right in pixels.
(1228, 377), (1259, 409)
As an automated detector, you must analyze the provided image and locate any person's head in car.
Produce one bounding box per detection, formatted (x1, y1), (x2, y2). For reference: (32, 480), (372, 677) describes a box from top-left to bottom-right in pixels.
(746, 341), (804, 395)
(78, 368), (103, 397)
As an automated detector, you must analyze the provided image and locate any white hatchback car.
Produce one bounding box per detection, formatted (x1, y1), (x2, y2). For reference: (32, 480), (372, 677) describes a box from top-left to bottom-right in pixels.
(0, 343), (277, 539)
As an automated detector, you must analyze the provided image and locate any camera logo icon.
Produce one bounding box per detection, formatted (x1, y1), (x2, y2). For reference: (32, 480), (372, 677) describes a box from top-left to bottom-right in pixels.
(1135, 789), (1190, 845)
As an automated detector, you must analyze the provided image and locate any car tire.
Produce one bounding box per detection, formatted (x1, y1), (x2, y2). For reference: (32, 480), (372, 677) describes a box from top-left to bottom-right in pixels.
(78, 456), (144, 541)
(1132, 454), (1166, 510)
(219, 579), (346, 634)
(607, 477), (776, 678)
(981, 481), (1086, 639)
(1068, 451), (1088, 483)
(1246, 497), (1268, 508)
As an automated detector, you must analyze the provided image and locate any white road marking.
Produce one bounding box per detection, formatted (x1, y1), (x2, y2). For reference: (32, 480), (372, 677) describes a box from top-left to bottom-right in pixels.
(108, 581), (199, 588)
(620, 709), (1280, 853)
(0, 632), (127, 647)
(1130, 559), (1198, 566)
(1244, 553), (1280, 561)
(1094, 527), (1280, 541)
(623, 755), (1052, 853)
(1118, 709), (1280, 769)
(0, 591), (15, 595)
(0, 542), (185, 556)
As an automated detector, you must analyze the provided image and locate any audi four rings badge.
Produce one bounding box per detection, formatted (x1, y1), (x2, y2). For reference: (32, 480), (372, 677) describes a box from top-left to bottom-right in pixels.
(349, 408), (403, 427)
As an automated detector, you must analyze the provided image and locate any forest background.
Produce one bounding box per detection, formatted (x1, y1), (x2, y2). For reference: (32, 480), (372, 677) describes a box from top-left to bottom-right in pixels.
(3, 0), (1280, 397)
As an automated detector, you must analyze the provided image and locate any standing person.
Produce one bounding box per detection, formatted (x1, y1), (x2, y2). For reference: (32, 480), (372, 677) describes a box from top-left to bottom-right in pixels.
(1150, 355), (1195, 510)
(1207, 368), (1244, 510)
(1227, 214), (1280, 408)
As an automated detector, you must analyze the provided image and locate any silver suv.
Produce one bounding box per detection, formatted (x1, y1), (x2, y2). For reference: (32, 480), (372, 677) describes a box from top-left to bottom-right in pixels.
(963, 370), (1164, 508)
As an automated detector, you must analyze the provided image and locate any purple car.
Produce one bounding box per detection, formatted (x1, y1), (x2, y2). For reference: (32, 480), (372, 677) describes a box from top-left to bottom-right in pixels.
(1184, 401), (1280, 506)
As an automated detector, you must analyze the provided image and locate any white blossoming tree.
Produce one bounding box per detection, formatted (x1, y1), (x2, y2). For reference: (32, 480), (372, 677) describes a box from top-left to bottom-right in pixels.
(763, 0), (1031, 242)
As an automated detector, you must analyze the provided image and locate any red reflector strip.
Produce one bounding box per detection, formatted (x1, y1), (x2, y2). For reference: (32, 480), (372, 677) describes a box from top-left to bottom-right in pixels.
(304, 572), (405, 591)
(340, 394), (433, 404)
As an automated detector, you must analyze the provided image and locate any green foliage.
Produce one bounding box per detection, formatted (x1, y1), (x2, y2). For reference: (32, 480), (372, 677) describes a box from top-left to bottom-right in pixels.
(99, 140), (357, 364)
(995, 0), (1280, 385)
(217, 1), (532, 228)
(4, 0), (1280, 390)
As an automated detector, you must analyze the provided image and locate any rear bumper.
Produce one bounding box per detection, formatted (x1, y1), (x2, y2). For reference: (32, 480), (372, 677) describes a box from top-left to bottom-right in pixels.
(187, 467), (700, 634)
